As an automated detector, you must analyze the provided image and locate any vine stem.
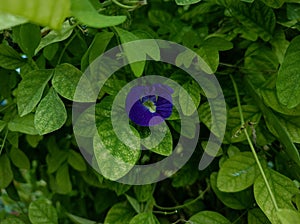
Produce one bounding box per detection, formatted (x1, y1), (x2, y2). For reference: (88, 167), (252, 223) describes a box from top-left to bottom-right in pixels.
(154, 184), (209, 211)
(0, 128), (8, 156)
(229, 74), (279, 211)
(111, 0), (137, 9)
(57, 32), (77, 65)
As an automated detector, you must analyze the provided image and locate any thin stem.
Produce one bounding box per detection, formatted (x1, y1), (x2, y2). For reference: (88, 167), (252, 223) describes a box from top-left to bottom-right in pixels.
(0, 128), (8, 156)
(112, 0), (136, 9)
(57, 33), (77, 65)
(27, 57), (39, 70)
(153, 210), (178, 215)
(232, 210), (248, 224)
(229, 74), (279, 211)
(154, 184), (209, 211)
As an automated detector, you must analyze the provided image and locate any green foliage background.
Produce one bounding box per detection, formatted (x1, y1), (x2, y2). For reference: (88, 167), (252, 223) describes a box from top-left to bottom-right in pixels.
(0, 0), (300, 223)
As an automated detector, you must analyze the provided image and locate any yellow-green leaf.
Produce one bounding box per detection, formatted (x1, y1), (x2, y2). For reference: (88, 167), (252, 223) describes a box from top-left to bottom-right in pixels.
(0, 0), (70, 29)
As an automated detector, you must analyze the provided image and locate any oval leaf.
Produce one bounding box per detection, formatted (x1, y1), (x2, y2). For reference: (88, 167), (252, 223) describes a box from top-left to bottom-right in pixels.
(254, 168), (300, 224)
(13, 23), (41, 57)
(34, 88), (67, 135)
(211, 172), (252, 210)
(0, 0), (70, 29)
(227, 0), (275, 41)
(129, 212), (160, 224)
(67, 150), (87, 171)
(29, 199), (58, 224)
(277, 36), (300, 108)
(0, 43), (26, 70)
(71, 0), (126, 28)
(104, 202), (135, 224)
(217, 152), (259, 192)
(55, 164), (72, 194)
(0, 154), (13, 189)
(17, 69), (53, 117)
(175, 0), (201, 5)
(52, 63), (82, 101)
(10, 148), (30, 169)
(0, 218), (25, 224)
(277, 209), (300, 224)
(8, 114), (38, 135)
(189, 211), (231, 224)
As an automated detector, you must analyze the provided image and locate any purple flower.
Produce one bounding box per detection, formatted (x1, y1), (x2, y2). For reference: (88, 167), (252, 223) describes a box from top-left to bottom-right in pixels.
(126, 84), (173, 126)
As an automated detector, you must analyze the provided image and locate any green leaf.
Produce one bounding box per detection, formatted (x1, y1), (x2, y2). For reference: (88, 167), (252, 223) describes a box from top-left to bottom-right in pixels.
(8, 114), (39, 135)
(115, 28), (144, 77)
(0, 154), (13, 189)
(104, 202), (136, 224)
(224, 105), (261, 143)
(141, 124), (173, 156)
(0, 43), (26, 69)
(217, 152), (260, 192)
(179, 80), (201, 116)
(26, 135), (43, 148)
(29, 199), (58, 224)
(287, 3), (300, 20)
(6, 181), (20, 201)
(246, 78), (300, 166)
(261, 78), (300, 116)
(0, 0), (70, 29)
(175, 50), (197, 68)
(196, 37), (233, 73)
(198, 101), (227, 139)
(227, 0), (276, 41)
(0, 12), (27, 30)
(172, 161), (198, 187)
(115, 28), (160, 77)
(129, 212), (160, 224)
(247, 208), (271, 224)
(175, 0), (202, 5)
(189, 211), (231, 224)
(259, 0), (284, 8)
(134, 185), (154, 202)
(55, 164), (72, 194)
(17, 69), (53, 117)
(43, 43), (59, 61)
(270, 29), (289, 64)
(0, 120), (7, 133)
(10, 148), (30, 169)
(67, 150), (87, 171)
(125, 194), (141, 213)
(94, 117), (141, 180)
(46, 150), (69, 174)
(266, 114), (300, 143)
(66, 213), (96, 224)
(210, 172), (253, 210)
(70, 0), (126, 28)
(34, 88), (67, 135)
(254, 168), (300, 224)
(197, 46), (219, 73)
(13, 23), (41, 57)
(0, 218), (25, 224)
(81, 32), (114, 70)
(277, 36), (300, 108)
(201, 141), (222, 157)
(52, 63), (83, 101)
(244, 43), (278, 87)
(277, 209), (300, 224)
(35, 21), (74, 54)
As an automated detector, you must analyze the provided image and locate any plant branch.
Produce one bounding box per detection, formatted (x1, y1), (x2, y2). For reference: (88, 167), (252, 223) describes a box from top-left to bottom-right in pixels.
(154, 184), (209, 211)
(230, 74), (279, 211)
(0, 128), (8, 156)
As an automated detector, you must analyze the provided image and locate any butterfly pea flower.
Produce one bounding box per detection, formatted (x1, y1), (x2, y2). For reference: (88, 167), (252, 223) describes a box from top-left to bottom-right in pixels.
(126, 84), (174, 126)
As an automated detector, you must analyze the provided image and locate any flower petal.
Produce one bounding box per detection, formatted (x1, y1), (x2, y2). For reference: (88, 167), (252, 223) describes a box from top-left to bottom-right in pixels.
(126, 84), (173, 126)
